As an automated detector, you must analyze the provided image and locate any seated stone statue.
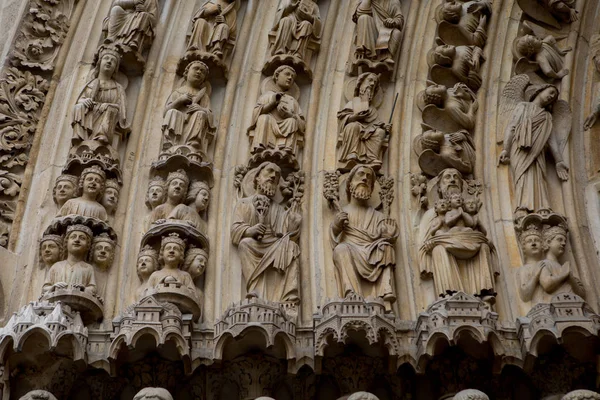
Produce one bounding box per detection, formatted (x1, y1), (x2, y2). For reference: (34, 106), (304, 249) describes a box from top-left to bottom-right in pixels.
(133, 388), (174, 400)
(430, 44), (483, 91)
(42, 224), (97, 296)
(187, 0), (239, 59)
(167, 180), (210, 233)
(58, 165), (109, 221)
(52, 174), (78, 208)
(150, 170), (190, 223)
(136, 244), (159, 300)
(337, 72), (390, 171)
(104, 0), (158, 55)
(145, 176), (166, 210)
(270, 0), (321, 61)
(146, 233), (196, 292)
(72, 46), (129, 147)
(39, 234), (63, 269)
(90, 233), (116, 270)
(231, 162), (301, 303)
(247, 66), (306, 155)
(330, 165), (398, 309)
(162, 61), (215, 160)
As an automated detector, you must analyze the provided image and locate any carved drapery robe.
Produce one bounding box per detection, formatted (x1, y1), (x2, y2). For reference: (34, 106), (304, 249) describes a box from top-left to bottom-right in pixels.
(507, 102), (553, 212)
(331, 206), (396, 301)
(187, 0), (239, 53)
(353, 0), (403, 59)
(105, 0), (158, 51)
(271, 0), (322, 57)
(147, 268), (196, 292)
(248, 91), (305, 154)
(72, 78), (129, 145)
(162, 85), (215, 156)
(167, 204), (207, 233)
(231, 196), (300, 302)
(337, 101), (387, 167)
(58, 198), (108, 221)
(43, 260), (97, 294)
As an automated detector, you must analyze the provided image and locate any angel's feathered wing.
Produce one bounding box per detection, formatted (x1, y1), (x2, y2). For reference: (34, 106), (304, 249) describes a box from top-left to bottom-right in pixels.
(551, 99), (572, 155)
(498, 74), (530, 144)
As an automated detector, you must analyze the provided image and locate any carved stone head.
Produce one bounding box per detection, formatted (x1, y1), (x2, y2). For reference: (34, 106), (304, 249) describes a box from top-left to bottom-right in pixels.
(542, 223), (568, 258)
(447, 82), (472, 100)
(184, 61), (209, 87)
(133, 388), (174, 400)
(525, 84), (558, 106)
(423, 84), (447, 106)
(434, 198), (450, 215)
(53, 174), (78, 207)
(438, 168), (463, 199)
(448, 192), (463, 209)
(64, 224), (93, 260)
(39, 234), (63, 268)
(102, 179), (120, 214)
(441, 2), (462, 23)
(137, 245), (159, 281)
(433, 45), (456, 66)
(254, 162), (281, 198)
(355, 72), (381, 102)
(146, 176), (167, 209)
(186, 181), (211, 212)
(463, 196), (481, 215)
(159, 233), (186, 269)
(273, 65), (296, 91)
(90, 233), (116, 269)
(165, 170), (190, 204)
(19, 390), (58, 400)
(346, 165), (376, 201)
(79, 165), (106, 201)
(516, 35), (543, 58)
(183, 246), (208, 280)
(96, 45), (121, 79)
(519, 224), (543, 262)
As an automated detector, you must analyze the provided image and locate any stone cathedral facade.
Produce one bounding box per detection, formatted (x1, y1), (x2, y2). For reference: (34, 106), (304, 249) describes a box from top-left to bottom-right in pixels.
(1, 0), (600, 399)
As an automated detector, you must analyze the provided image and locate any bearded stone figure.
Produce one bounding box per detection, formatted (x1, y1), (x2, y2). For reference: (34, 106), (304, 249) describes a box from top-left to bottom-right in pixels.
(52, 174), (78, 208)
(167, 180), (210, 233)
(72, 46), (129, 147)
(104, 0), (158, 56)
(330, 165), (398, 309)
(352, 0), (404, 67)
(231, 162), (301, 303)
(150, 170), (190, 224)
(248, 65), (306, 155)
(39, 234), (63, 269)
(429, 44), (484, 91)
(187, 0), (240, 60)
(58, 165), (109, 221)
(41, 224), (97, 296)
(270, 0), (322, 61)
(498, 75), (571, 212)
(337, 72), (390, 171)
(419, 168), (497, 302)
(133, 388), (174, 400)
(19, 391), (58, 400)
(436, 0), (491, 47)
(162, 61), (216, 160)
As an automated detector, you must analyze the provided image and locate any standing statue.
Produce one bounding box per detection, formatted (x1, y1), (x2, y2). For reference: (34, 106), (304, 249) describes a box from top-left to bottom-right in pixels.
(419, 83), (478, 133)
(58, 166), (109, 221)
(52, 174), (78, 208)
(103, 0), (158, 57)
(187, 0), (240, 60)
(136, 245), (159, 300)
(101, 179), (120, 215)
(42, 224), (97, 296)
(337, 72), (390, 171)
(72, 46), (129, 147)
(429, 44), (484, 91)
(352, 0), (404, 69)
(133, 388), (174, 400)
(150, 170), (190, 223)
(418, 168), (497, 302)
(270, 0), (322, 62)
(498, 75), (571, 212)
(247, 66), (306, 155)
(90, 233), (116, 270)
(167, 180), (211, 233)
(513, 24), (571, 81)
(146, 233), (196, 292)
(436, 0), (491, 47)
(162, 61), (215, 161)
(231, 162), (301, 303)
(39, 234), (63, 269)
(145, 176), (167, 210)
(329, 165), (398, 309)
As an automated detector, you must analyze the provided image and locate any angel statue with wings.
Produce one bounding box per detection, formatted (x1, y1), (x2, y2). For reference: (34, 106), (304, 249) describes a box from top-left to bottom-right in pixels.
(498, 74), (571, 213)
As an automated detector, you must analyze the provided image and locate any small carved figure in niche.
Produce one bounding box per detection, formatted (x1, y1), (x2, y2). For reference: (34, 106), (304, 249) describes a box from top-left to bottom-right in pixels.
(419, 168), (497, 301)
(516, 224), (546, 302)
(463, 195), (486, 234)
(183, 246), (208, 281)
(147, 233), (195, 291)
(429, 198), (451, 235)
(103, 0), (158, 59)
(72, 46), (129, 147)
(145, 176), (167, 210)
(133, 388), (174, 400)
(42, 224), (97, 296)
(248, 66), (306, 155)
(337, 72), (390, 171)
(187, 0), (240, 60)
(429, 44), (484, 91)
(436, 0), (491, 47)
(19, 391), (58, 400)
(330, 165), (398, 309)
(39, 234), (63, 269)
(162, 61), (215, 161)
(443, 193), (472, 232)
(352, 0), (404, 69)
(136, 245), (159, 300)
(513, 25), (571, 81)
(498, 75), (571, 212)
(420, 83), (478, 132)
(414, 129), (475, 177)
(167, 180), (210, 233)
(231, 162), (301, 303)
(516, 0), (577, 29)
(269, 0), (322, 64)
(58, 165), (108, 221)
(52, 174), (78, 208)
(90, 233), (116, 270)
(101, 179), (120, 215)
(150, 170), (190, 223)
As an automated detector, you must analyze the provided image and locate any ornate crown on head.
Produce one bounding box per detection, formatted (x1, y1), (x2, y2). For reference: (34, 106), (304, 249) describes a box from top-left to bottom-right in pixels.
(542, 223), (568, 241)
(518, 223), (542, 241)
(56, 174), (78, 186)
(186, 245), (207, 258)
(166, 169), (190, 186)
(66, 224), (93, 238)
(149, 176), (166, 188)
(81, 165), (107, 181)
(92, 232), (115, 246)
(138, 244), (158, 259)
(105, 179), (120, 191)
(161, 233), (186, 249)
(40, 234), (63, 245)
(98, 45), (121, 63)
